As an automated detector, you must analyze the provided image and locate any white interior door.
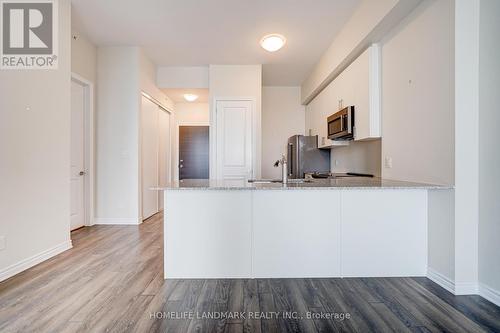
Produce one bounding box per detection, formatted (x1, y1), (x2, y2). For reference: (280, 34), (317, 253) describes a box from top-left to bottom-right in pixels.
(141, 97), (159, 220)
(216, 100), (253, 180)
(158, 109), (171, 210)
(70, 81), (86, 231)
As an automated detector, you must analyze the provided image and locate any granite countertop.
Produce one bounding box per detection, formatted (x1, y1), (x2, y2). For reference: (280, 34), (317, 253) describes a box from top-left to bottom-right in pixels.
(152, 178), (453, 191)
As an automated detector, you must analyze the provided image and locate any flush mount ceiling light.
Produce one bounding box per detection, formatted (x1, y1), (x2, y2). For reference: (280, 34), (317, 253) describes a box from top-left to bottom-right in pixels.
(260, 34), (286, 52)
(183, 94), (199, 102)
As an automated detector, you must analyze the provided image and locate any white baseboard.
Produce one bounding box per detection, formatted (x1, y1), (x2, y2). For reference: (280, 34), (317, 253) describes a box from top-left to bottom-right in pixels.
(427, 268), (455, 294)
(94, 217), (141, 225)
(479, 283), (500, 306)
(427, 268), (500, 304)
(0, 240), (72, 283)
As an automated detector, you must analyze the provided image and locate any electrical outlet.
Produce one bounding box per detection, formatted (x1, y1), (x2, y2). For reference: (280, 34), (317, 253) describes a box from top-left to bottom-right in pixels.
(0, 236), (5, 250)
(385, 157), (393, 169)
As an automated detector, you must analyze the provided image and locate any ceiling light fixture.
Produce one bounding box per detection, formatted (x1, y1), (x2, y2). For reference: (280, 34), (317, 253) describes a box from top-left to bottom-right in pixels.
(183, 94), (199, 102)
(260, 34), (286, 52)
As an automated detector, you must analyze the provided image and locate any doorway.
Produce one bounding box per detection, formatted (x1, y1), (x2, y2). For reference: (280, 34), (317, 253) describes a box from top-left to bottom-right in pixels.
(179, 126), (209, 180)
(70, 74), (94, 231)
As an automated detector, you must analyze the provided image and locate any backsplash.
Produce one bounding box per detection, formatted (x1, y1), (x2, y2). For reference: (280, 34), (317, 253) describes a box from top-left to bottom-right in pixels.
(330, 139), (382, 176)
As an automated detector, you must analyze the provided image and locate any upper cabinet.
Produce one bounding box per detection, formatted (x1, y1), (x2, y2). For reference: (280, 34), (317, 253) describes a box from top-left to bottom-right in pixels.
(351, 45), (381, 141)
(305, 44), (381, 148)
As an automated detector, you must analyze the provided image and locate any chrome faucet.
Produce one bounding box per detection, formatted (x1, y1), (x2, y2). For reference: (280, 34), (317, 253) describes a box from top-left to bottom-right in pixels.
(274, 154), (288, 184)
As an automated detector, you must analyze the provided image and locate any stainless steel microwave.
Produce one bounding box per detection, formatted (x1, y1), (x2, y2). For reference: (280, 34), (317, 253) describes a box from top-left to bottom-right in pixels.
(327, 106), (354, 140)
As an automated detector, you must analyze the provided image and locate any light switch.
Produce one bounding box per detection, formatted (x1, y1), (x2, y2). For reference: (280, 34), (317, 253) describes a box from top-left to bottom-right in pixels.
(385, 157), (393, 169)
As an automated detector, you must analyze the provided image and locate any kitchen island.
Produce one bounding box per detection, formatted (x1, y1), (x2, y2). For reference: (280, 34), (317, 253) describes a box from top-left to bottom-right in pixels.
(156, 178), (450, 279)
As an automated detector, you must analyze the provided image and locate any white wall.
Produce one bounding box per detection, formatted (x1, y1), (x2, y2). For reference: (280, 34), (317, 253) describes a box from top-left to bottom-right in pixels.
(172, 102), (209, 181)
(96, 47), (170, 224)
(262, 87), (305, 179)
(209, 65), (262, 179)
(478, 0), (500, 299)
(173, 103), (209, 124)
(381, 0), (454, 185)
(428, 189), (455, 286)
(157, 66), (209, 88)
(301, 0), (423, 103)
(140, 51), (174, 110)
(71, 29), (97, 84)
(0, 0), (72, 280)
(96, 47), (141, 222)
(330, 141), (381, 176)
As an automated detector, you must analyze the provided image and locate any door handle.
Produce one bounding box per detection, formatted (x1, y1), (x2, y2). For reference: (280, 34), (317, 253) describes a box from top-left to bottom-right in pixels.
(79, 171), (86, 176)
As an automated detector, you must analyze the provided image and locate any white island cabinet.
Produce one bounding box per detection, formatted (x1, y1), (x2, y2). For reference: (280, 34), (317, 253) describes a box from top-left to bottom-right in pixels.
(160, 179), (447, 279)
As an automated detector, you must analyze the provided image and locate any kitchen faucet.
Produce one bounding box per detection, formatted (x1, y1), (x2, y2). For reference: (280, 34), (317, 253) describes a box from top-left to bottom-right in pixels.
(274, 154), (288, 184)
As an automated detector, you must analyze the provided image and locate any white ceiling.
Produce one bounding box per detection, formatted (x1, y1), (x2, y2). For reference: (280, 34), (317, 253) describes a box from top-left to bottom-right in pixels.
(71, 0), (360, 86)
(162, 88), (209, 103)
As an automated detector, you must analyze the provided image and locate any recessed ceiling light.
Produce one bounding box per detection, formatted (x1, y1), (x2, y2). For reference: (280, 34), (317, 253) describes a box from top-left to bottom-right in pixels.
(260, 34), (286, 52)
(183, 94), (199, 102)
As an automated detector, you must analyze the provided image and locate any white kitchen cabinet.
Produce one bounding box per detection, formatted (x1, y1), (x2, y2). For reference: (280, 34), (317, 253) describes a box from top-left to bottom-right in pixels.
(252, 190), (341, 278)
(164, 190), (252, 278)
(306, 66), (351, 149)
(352, 45), (382, 141)
(305, 44), (381, 146)
(162, 187), (430, 279)
(341, 190), (428, 277)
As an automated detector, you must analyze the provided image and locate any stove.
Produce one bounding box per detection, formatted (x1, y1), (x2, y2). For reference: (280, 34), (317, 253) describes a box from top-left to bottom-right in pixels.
(306, 172), (374, 179)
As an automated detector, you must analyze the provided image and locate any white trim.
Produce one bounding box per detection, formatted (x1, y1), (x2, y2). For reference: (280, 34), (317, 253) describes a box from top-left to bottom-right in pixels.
(479, 283), (500, 307)
(211, 97), (257, 180)
(427, 268), (500, 302)
(368, 44), (382, 138)
(71, 72), (95, 227)
(0, 240), (72, 283)
(175, 121), (210, 181)
(427, 268), (455, 294)
(94, 218), (142, 225)
(141, 91), (173, 113)
(427, 268), (479, 296)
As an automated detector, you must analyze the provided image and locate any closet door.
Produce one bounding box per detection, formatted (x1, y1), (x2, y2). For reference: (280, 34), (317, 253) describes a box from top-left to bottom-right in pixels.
(158, 109), (171, 210)
(141, 96), (159, 220)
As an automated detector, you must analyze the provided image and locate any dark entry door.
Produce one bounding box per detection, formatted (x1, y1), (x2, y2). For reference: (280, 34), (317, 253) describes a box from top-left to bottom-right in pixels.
(179, 126), (209, 180)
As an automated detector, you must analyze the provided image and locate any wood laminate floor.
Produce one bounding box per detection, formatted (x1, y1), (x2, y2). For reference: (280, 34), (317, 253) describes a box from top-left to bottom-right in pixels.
(0, 213), (499, 333)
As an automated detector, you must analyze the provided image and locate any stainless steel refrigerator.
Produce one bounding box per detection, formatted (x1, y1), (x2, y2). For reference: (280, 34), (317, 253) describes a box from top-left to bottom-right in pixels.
(287, 135), (331, 179)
